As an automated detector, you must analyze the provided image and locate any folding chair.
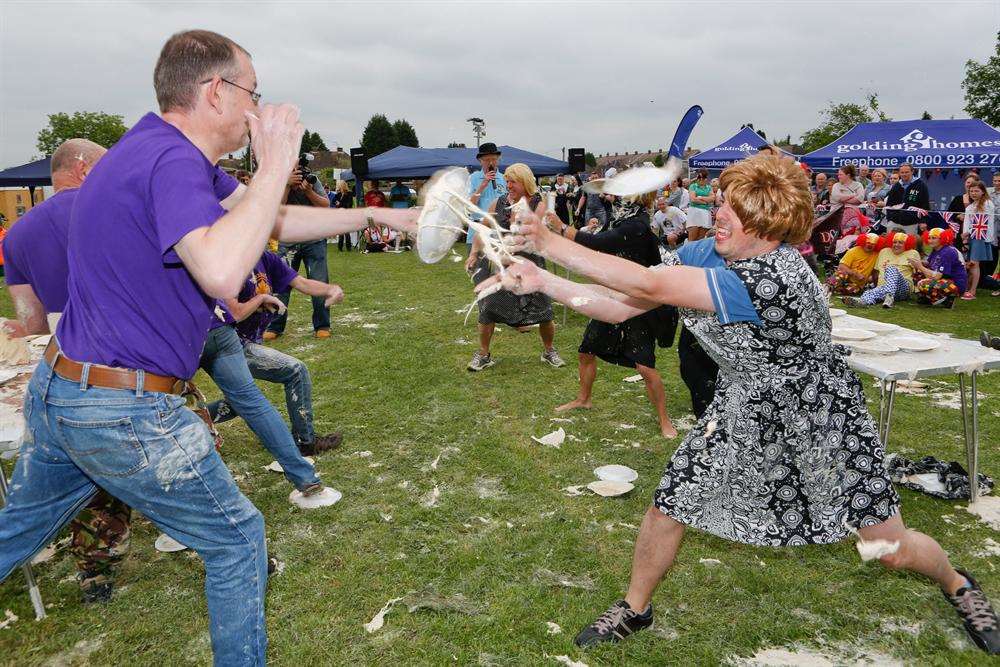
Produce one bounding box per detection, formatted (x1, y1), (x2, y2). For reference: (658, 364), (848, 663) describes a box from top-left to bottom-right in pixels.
(0, 444), (47, 620)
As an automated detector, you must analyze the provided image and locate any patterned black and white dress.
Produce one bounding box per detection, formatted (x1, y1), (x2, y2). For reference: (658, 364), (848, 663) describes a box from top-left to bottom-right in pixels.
(474, 193), (554, 327)
(653, 244), (899, 546)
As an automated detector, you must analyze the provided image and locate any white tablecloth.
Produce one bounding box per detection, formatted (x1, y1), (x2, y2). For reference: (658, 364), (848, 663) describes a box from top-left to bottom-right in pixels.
(837, 314), (1000, 381)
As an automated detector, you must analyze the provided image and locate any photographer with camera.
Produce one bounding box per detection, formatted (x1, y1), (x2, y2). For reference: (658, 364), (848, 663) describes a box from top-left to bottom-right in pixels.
(265, 153), (334, 340)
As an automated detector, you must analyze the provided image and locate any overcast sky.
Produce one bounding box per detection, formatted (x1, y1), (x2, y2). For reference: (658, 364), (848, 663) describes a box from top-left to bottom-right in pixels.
(2, 1), (997, 166)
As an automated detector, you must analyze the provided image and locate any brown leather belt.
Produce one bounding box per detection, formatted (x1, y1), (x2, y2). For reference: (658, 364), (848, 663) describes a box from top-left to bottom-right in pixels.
(44, 340), (184, 395)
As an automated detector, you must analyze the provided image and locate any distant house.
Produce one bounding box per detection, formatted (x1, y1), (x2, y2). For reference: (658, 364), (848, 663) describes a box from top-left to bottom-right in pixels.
(593, 147), (699, 172)
(218, 149), (351, 174)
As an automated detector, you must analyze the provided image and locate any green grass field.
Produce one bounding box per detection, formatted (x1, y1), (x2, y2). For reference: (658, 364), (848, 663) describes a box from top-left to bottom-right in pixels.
(0, 247), (997, 666)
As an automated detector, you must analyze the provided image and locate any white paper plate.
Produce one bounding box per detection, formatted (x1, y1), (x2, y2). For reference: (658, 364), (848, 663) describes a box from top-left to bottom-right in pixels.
(601, 165), (677, 197)
(594, 464), (639, 483)
(154, 533), (189, 553)
(27, 334), (52, 348)
(858, 320), (899, 333)
(587, 480), (634, 497)
(889, 336), (940, 352)
(264, 456), (315, 473)
(289, 486), (343, 509)
(828, 308), (846, 318)
(832, 327), (877, 341)
(416, 167), (472, 264)
(845, 339), (899, 355)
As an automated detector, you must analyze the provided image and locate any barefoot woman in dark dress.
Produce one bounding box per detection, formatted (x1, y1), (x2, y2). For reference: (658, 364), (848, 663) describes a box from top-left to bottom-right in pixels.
(546, 192), (677, 438)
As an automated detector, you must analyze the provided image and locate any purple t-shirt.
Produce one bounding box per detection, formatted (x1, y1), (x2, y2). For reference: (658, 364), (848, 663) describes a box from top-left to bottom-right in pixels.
(234, 252), (298, 343)
(57, 113), (238, 379)
(926, 245), (967, 294)
(3, 188), (76, 313)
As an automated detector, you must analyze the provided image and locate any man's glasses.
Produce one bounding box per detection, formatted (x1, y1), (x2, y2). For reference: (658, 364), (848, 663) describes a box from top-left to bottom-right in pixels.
(200, 76), (261, 104)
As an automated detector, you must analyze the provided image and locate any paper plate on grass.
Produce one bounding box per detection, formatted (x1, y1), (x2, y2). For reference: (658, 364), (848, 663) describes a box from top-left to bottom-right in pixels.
(594, 464), (639, 483)
(154, 533), (188, 553)
(832, 327), (877, 341)
(416, 167), (472, 264)
(265, 456), (315, 473)
(828, 308), (846, 318)
(587, 480), (634, 497)
(889, 336), (940, 352)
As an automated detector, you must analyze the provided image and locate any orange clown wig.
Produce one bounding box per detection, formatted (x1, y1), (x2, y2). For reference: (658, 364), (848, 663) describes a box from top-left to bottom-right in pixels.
(921, 227), (955, 246)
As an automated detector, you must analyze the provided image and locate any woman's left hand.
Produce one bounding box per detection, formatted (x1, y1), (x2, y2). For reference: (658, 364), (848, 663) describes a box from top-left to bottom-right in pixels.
(509, 205), (554, 256)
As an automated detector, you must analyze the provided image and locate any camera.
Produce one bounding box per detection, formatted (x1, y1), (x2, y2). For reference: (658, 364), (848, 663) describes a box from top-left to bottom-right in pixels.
(297, 153), (317, 185)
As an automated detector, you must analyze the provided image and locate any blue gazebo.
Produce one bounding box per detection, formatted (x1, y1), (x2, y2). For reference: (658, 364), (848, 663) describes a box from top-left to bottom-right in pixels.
(341, 145), (569, 181)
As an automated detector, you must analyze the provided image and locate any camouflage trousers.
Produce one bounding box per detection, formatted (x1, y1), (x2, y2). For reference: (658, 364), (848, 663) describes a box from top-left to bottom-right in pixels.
(69, 490), (131, 588)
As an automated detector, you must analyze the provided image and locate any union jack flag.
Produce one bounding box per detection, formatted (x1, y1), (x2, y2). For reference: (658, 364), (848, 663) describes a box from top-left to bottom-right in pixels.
(940, 212), (961, 235)
(969, 213), (991, 241)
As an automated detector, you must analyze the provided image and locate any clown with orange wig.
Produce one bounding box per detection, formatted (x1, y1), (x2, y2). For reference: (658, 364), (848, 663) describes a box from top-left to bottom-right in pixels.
(910, 228), (967, 307)
(843, 232), (920, 308)
(828, 232), (879, 295)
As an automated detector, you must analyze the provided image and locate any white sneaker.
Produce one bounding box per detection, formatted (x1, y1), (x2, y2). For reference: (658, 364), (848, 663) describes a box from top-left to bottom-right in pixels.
(882, 294), (895, 309)
(541, 349), (566, 368)
(467, 351), (495, 372)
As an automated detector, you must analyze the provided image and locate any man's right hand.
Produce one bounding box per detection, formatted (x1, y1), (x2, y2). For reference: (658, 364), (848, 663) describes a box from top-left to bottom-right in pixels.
(246, 104), (304, 178)
(465, 252), (479, 273)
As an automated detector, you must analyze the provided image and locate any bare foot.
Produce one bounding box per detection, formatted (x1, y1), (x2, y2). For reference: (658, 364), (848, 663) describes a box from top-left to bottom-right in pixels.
(556, 399), (592, 412)
(660, 421), (678, 439)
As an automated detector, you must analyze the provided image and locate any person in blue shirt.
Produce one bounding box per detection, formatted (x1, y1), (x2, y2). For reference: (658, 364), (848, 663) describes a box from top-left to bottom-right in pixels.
(478, 153), (999, 655)
(389, 180), (411, 209)
(465, 142), (507, 244)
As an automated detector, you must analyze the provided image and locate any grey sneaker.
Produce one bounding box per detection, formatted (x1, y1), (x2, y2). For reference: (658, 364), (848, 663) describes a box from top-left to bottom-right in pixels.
(541, 348), (566, 368)
(945, 569), (1000, 654)
(882, 294), (895, 309)
(575, 600), (653, 648)
(467, 351), (495, 372)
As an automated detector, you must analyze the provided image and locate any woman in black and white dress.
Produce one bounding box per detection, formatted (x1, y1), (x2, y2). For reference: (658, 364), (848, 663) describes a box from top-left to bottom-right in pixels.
(465, 162), (565, 372)
(480, 154), (999, 655)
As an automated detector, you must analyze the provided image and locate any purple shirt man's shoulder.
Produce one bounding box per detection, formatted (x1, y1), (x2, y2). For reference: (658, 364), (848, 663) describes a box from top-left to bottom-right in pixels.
(3, 189), (76, 313)
(56, 112), (234, 379)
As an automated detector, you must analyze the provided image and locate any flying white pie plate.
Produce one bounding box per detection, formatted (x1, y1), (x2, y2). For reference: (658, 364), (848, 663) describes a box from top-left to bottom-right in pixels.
(594, 464), (639, 483)
(828, 308), (846, 318)
(415, 167), (472, 264)
(844, 339), (900, 355)
(889, 336), (940, 352)
(832, 328), (877, 341)
(588, 480), (634, 497)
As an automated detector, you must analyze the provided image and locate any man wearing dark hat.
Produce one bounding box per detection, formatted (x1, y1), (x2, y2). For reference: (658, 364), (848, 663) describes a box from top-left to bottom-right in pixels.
(464, 142), (507, 246)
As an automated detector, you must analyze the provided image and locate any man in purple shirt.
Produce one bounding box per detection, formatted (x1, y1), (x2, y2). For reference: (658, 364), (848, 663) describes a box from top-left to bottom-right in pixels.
(2, 138), (137, 604)
(208, 252), (345, 454)
(0, 30), (417, 664)
(3, 139), (105, 336)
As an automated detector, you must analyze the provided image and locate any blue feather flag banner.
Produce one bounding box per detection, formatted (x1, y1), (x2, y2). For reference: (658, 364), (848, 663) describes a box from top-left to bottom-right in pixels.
(668, 105), (704, 159)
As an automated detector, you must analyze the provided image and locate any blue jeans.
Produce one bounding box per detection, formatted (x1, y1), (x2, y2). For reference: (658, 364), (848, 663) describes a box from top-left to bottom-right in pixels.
(208, 343), (315, 446)
(0, 357), (267, 666)
(200, 327), (319, 490)
(267, 241), (330, 333)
